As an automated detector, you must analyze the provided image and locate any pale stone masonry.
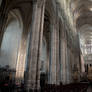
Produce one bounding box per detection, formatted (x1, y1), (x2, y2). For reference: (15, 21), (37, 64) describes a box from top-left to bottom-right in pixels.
(26, 0), (46, 90)
(0, 0), (81, 91)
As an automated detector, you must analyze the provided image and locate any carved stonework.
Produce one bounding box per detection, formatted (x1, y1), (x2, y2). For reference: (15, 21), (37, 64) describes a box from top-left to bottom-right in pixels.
(37, 0), (45, 8)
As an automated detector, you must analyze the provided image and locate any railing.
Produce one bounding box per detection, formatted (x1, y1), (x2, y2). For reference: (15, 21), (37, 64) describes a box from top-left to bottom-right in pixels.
(44, 82), (89, 92)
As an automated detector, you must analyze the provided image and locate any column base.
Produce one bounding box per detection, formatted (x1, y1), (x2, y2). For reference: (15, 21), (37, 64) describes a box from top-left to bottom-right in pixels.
(25, 79), (41, 92)
(26, 88), (40, 92)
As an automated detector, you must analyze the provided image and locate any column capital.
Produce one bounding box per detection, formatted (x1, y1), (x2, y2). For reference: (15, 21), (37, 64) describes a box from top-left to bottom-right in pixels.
(33, 0), (46, 8)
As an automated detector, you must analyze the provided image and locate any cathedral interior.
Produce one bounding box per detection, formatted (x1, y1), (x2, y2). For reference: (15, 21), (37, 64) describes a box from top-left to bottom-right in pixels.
(0, 0), (92, 92)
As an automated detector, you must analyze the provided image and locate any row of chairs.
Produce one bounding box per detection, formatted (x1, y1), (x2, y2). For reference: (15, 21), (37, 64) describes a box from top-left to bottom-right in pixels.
(44, 82), (89, 92)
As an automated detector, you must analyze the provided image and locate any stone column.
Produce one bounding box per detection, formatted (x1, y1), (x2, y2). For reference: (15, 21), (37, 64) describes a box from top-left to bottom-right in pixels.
(66, 45), (68, 83)
(71, 51), (74, 69)
(70, 50), (73, 82)
(66, 46), (71, 83)
(56, 21), (60, 85)
(26, 0), (45, 91)
(69, 49), (73, 82)
(76, 54), (80, 81)
(80, 54), (85, 73)
(0, 11), (7, 48)
(15, 27), (29, 83)
(0, 28), (5, 48)
(49, 21), (57, 84)
(65, 38), (68, 84)
(60, 28), (66, 84)
(55, 3), (61, 85)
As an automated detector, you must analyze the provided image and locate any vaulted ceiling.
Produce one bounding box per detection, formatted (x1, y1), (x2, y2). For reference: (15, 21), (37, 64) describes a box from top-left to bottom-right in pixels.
(0, 0), (92, 50)
(58, 0), (92, 48)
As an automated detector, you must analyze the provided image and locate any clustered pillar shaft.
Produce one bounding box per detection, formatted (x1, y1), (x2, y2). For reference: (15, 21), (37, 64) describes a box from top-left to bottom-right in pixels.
(15, 27), (29, 83)
(0, 0), (81, 90)
(26, 0), (46, 91)
(49, 22), (57, 84)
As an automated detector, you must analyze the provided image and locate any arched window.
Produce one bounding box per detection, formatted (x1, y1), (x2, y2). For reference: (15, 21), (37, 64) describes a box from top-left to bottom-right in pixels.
(0, 10), (23, 70)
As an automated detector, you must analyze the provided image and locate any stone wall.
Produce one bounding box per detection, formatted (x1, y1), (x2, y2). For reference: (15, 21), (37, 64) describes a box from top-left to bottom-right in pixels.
(0, 0), (81, 91)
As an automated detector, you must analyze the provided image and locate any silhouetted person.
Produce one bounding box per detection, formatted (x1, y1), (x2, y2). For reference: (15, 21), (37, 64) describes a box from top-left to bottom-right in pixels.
(40, 73), (46, 92)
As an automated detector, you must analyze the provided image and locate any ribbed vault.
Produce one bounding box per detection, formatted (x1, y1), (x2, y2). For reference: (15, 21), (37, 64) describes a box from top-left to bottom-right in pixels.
(57, 0), (92, 58)
(71, 1), (92, 61)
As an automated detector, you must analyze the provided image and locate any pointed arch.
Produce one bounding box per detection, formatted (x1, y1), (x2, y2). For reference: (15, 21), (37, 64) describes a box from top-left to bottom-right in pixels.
(0, 9), (23, 69)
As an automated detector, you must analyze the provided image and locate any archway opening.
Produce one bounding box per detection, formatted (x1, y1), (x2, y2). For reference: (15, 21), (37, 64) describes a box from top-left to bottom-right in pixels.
(0, 9), (23, 81)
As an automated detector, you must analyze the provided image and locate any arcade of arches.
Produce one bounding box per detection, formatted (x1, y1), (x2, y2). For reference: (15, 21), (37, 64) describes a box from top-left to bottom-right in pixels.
(0, 0), (92, 91)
